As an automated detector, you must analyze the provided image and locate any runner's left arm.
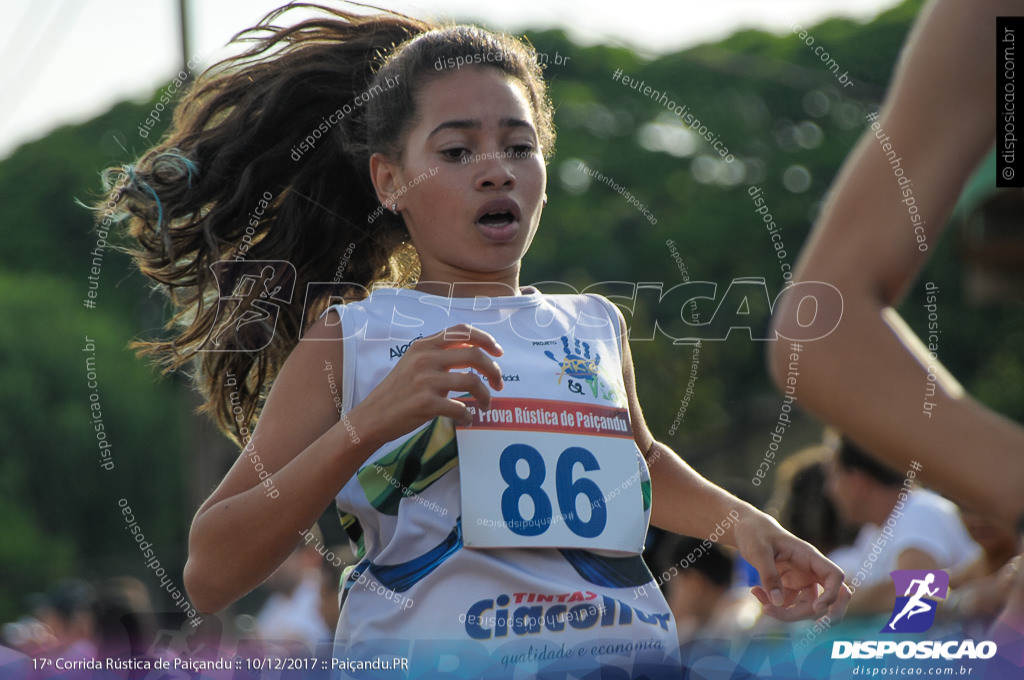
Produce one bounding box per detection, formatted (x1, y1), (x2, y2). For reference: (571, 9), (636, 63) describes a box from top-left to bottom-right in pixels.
(613, 306), (851, 621)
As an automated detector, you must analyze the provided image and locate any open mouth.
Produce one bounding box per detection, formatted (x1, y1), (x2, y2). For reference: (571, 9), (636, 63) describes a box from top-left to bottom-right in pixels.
(477, 211), (515, 228)
(474, 198), (521, 227)
(473, 198), (522, 242)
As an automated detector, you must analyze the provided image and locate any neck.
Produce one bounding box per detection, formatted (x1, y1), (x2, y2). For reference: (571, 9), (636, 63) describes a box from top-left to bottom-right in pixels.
(415, 266), (523, 298)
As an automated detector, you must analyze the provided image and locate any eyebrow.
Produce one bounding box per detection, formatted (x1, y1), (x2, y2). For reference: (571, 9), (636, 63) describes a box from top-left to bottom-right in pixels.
(426, 117), (535, 139)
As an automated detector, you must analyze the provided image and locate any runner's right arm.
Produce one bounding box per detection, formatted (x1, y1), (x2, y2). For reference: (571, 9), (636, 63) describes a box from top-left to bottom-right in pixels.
(184, 317), (503, 613)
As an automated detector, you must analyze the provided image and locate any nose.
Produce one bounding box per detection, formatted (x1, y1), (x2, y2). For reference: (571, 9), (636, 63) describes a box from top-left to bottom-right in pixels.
(474, 151), (516, 190)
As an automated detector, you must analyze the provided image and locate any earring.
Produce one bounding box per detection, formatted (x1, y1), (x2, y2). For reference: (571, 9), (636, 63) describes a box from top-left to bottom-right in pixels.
(390, 203), (398, 214)
(542, 194), (548, 207)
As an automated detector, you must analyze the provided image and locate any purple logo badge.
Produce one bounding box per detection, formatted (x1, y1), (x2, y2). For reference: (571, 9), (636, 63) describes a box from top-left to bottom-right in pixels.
(882, 570), (949, 633)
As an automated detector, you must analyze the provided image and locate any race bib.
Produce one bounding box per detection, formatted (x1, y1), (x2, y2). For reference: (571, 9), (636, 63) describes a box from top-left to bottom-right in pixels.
(457, 398), (646, 554)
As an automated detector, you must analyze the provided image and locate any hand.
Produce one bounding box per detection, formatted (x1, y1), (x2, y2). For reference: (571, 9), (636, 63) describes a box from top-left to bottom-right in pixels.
(350, 324), (504, 448)
(951, 556), (1020, 620)
(992, 554), (1024, 635)
(734, 513), (852, 623)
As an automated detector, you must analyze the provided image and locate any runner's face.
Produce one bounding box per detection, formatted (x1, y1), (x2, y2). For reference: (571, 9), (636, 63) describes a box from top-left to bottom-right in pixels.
(372, 66), (547, 292)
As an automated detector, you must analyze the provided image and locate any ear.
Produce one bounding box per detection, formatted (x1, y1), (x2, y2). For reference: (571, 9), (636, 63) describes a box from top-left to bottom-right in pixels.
(369, 152), (402, 208)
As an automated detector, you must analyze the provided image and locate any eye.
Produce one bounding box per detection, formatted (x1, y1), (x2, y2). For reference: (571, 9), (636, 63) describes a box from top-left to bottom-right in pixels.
(440, 147), (470, 161)
(508, 144), (534, 159)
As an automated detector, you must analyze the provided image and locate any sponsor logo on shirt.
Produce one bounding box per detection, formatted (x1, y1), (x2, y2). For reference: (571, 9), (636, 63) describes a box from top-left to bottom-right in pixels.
(389, 335), (423, 360)
(543, 336), (618, 401)
(459, 592), (670, 640)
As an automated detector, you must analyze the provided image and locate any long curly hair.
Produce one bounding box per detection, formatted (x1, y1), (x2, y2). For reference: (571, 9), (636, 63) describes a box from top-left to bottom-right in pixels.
(99, 2), (555, 445)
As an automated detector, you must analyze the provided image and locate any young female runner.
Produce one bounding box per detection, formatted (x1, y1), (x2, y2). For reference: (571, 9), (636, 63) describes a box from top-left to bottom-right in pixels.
(104, 4), (848, 675)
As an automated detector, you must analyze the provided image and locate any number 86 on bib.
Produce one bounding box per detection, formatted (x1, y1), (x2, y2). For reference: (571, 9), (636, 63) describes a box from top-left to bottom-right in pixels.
(456, 398), (646, 554)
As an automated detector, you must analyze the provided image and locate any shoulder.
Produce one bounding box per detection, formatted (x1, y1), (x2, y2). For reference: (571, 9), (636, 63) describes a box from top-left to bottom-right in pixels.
(582, 293), (628, 346)
(244, 310), (349, 451)
(892, 490), (972, 554)
(582, 293), (625, 319)
(577, 292), (622, 329)
(904, 488), (959, 519)
(271, 308), (348, 406)
(528, 292), (626, 333)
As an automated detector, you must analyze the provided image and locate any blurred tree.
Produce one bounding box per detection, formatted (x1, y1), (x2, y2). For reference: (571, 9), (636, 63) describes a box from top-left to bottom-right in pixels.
(0, 272), (190, 621)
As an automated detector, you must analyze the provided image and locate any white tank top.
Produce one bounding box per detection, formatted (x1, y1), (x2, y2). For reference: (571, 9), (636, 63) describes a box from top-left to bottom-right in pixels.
(328, 286), (681, 677)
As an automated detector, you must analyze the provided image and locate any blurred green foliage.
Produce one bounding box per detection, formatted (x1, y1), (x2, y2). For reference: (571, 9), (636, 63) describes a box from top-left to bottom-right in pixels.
(0, 102), (191, 619)
(1, 0), (1021, 623)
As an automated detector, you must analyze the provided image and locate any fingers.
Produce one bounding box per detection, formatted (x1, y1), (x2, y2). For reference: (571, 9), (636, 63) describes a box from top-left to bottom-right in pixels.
(786, 545), (849, 619)
(429, 324), (504, 357)
(753, 559), (852, 623)
(812, 557), (850, 619)
(993, 552), (1024, 634)
(825, 583), (853, 622)
(409, 326), (505, 390)
(745, 532), (852, 623)
(776, 536), (849, 619)
(429, 348), (504, 391)
(433, 399), (477, 426)
(750, 586), (770, 606)
(359, 325), (506, 444)
(446, 371), (496, 412)
(755, 586), (825, 623)
(745, 540), (787, 607)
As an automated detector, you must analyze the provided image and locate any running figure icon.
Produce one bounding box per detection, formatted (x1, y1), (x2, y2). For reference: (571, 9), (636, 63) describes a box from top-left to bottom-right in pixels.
(888, 573), (939, 630)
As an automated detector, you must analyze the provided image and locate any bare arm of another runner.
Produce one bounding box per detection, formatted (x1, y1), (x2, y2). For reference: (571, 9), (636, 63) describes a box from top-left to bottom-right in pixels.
(769, 0), (1024, 531)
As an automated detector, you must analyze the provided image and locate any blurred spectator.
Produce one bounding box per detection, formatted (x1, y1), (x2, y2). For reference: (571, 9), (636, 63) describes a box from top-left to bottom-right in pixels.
(31, 579), (98, 660)
(92, 576), (157, 657)
(2, 614), (54, 658)
(825, 437), (980, 616)
(254, 528), (332, 653)
(652, 534), (742, 642)
(944, 510), (1020, 623)
(959, 510), (1019, 579)
(767, 443), (858, 556)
